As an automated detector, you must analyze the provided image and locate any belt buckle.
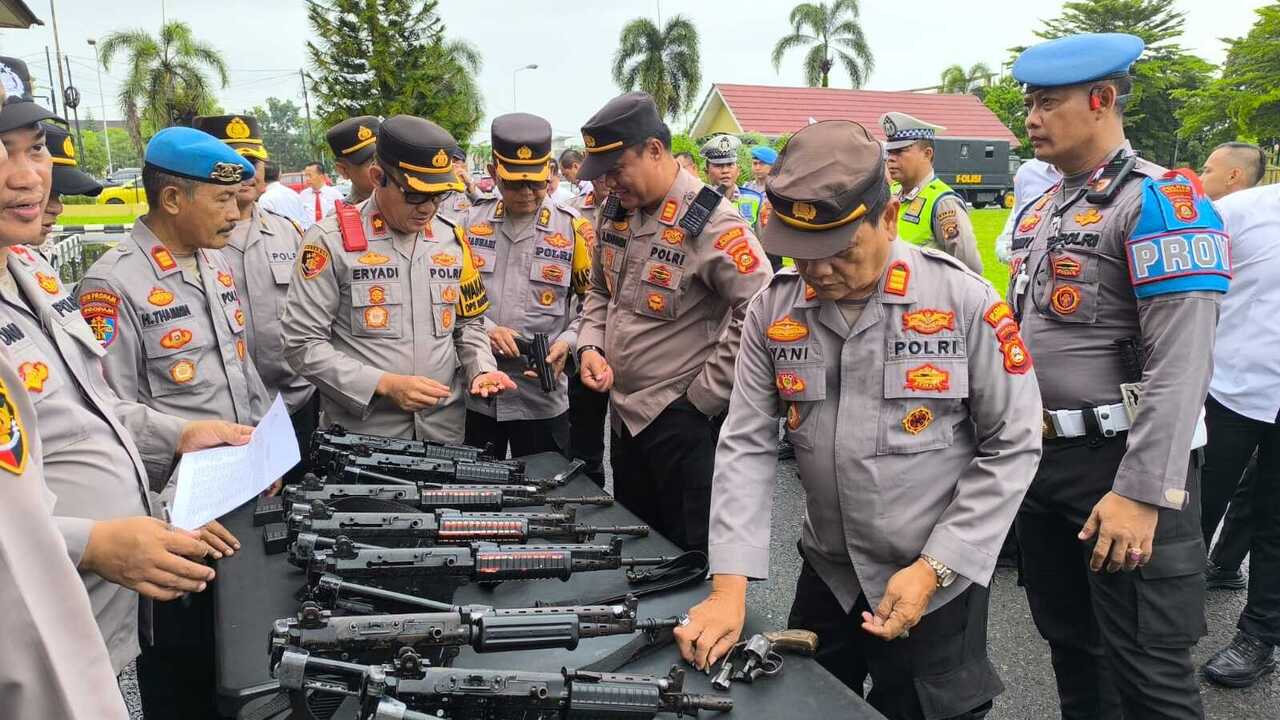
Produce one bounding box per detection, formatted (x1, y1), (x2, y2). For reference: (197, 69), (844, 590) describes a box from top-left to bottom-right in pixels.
(1041, 410), (1059, 440)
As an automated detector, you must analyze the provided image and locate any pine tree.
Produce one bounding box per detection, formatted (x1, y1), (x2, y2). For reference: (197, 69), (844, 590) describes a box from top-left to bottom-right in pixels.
(305, 0), (484, 149)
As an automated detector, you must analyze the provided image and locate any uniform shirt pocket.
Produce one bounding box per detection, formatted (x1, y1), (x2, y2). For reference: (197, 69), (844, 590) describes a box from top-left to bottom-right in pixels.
(350, 281), (404, 339)
(11, 343), (66, 404)
(269, 260), (293, 286)
(775, 362), (826, 450)
(428, 282), (461, 338)
(633, 260), (685, 321)
(141, 327), (213, 398)
(878, 354), (968, 455)
(1040, 249), (1101, 324)
(472, 247), (497, 275)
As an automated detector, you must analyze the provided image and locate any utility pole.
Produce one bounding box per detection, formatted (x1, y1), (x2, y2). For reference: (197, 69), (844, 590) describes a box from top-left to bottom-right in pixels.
(299, 69), (316, 169)
(88, 38), (113, 174)
(63, 56), (83, 156)
(44, 46), (58, 114)
(47, 1), (67, 112)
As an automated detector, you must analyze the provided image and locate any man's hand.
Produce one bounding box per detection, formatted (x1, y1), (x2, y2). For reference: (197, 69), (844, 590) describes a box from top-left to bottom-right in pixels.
(80, 517), (216, 602)
(546, 341), (570, 379)
(674, 575), (747, 671)
(198, 520), (241, 559)
(376, 373), (452, 412)
(471, 371), (518, 398)
(177, 420), (253, 455)
(578, 349), (613, 392)
(861, 559), (938, 641)
(488, 326), (521, 358)
(1079, 491), (1159, 572)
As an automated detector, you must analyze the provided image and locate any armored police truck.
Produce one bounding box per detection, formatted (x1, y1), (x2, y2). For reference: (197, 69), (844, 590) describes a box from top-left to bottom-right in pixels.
(931, 138), (1018, 209)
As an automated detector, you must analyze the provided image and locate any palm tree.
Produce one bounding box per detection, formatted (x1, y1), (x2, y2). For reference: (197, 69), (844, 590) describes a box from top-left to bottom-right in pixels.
(939, 63), (994, 94)
(98, 21), (229, 153)
(612, 15), (702, 121)
(772, 0), (874, 88)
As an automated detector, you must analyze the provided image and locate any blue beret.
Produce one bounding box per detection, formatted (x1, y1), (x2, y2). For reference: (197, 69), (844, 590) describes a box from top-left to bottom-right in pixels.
(144, 127), (255, 185)
(1013, 33), (1144, 89)
(751, 146), (778, 164)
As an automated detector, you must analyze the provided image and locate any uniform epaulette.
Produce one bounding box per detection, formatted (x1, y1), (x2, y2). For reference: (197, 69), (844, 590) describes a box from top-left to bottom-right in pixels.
(918, 246), (994, 290)
(554, 201), (581, 219)
(334, 201), (367, 252)
(436, 211), (457, 229)
(262, 207), (304, 236)
(767, 266), (803, 287)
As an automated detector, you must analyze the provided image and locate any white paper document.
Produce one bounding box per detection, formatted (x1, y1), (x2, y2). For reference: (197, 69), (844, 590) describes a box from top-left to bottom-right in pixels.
(168, 394), (300, 530)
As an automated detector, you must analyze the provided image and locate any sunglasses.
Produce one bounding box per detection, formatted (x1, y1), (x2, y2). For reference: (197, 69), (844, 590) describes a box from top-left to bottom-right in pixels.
(379, 166), (447, 206)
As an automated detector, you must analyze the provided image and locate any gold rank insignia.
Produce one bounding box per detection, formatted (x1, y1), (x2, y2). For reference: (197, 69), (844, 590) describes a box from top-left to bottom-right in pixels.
(583, 134), (597, 148)
(236, 339), (246, 360)
(804, 284), (817, 302)
(63, 135), (75, 159)
(226, 116), (251, 139)
(432, 149), (449, 168)
(544, 232), (571, 249)
(217, 271), (234, 288)
(775, 371), (807, 397)
(432, 252), (457, 267)
(151, 245), (177, 271)
(469, 223), (494, 237)
(234, 309), (246, 327)
(1074, 208), (1103, 226)
(441, 286), (459, 304)
(170, 359), (196, 384)
(35, 272), (59, 295)
(901, 309), (955, 335)
(358, 251), (390, 265)
(0, 375), (29, 474)
(148, 287), (174, 307)
(538, 207), (551, 227)
(792, 201), (817, 222)
(371, 215), (388, 235)
(159, 328), (193, 350)
(357, 125), (373, 141)
(18, 361), (48, 393)
(884, 261), (910, 296)
(516, 145), (533, 160)
(647, 292), (665, 312)
(902, 406), (934, 435)
(662, 228), (684, 246)
(659, 199), (678, 224)
(538, 289), (556, 306)
(767, 316), (809, 343)
(905, 364), (950, 392)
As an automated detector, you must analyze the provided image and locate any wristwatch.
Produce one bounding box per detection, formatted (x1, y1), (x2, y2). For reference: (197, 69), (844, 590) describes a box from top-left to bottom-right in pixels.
(577, 345), (604, 363)
(921, 554), (957, 588)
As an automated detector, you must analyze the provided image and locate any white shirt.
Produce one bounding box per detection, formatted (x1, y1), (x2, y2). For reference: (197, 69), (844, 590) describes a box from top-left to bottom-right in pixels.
(259, 182), (310, 229)
(1210, 183), (1280, 423)
(995, 159), (1063, 262)
(297, 184), (346, 226)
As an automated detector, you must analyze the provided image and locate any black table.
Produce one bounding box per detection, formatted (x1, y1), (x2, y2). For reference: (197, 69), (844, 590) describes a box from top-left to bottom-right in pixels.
(214, 452), (880, 719)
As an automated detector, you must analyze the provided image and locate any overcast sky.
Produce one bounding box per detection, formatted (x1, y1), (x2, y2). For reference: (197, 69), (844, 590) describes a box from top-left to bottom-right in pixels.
(0, 0), (1266, 144)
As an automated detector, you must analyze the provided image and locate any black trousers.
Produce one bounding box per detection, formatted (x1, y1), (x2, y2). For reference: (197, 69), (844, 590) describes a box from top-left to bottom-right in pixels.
(284, 392), (321, 484)
(609, 395), (720, 556)
(1198, 395), (1280, 644)
(567, 370), (608, 487)
(1017, 435), (1206, 720)
(463, 410), (568, 459)
(787, 556), (1002, 720)
(137, 589), (219, 719)
(1208, 452), (1255, 572)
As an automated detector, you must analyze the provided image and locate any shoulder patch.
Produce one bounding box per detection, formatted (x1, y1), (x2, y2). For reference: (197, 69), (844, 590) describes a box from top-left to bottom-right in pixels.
(79, 289), (120, 348)
(1126, 175), (1230, 299)
(299, 244), (331, 280)
(0, 374), (29, 474)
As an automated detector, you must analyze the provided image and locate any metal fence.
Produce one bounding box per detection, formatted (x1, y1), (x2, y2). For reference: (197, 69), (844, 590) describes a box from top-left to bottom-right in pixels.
(40, 224), (132, 287)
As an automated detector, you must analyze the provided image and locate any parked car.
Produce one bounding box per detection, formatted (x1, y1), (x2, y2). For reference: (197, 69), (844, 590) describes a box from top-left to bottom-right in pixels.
(281, 171), (306, 192)
(97, 178), (146, 205)
(102, 167), (142, 187)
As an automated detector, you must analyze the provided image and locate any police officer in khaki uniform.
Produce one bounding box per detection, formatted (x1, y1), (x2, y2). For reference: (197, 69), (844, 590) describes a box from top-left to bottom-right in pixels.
(282, 115), (515, 442)
(461, 113), (593, 455)
(575, 92), (773, 553)
(1009, 34), (1228, 719)
(675, 120), (1042, 720)
(195, 114), (318, 467)
(327, 115), (381, 206)
(882, 112), (983, 274)
(0, 353), (129, 720)
(81, 128), (271, 427)
(79, 127), (273, 718)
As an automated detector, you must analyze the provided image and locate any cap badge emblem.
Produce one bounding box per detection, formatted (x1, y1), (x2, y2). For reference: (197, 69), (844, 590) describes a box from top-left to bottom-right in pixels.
(432, 149), (449, 168)
(210, 162), (244, 183)
(792, 202), (817, 222)
(226, 116), (251, 140)
(62, 136), (75, 159)
(583, 134), (597, 148)
(356, 125), (373, 141)
(883, 116), (898, 136)
(516, 145), (533, 160)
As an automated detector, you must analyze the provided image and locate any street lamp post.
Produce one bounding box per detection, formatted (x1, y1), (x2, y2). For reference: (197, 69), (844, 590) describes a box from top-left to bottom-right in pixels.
(87, 38), (112, 175)
(512, 64), (537, 112)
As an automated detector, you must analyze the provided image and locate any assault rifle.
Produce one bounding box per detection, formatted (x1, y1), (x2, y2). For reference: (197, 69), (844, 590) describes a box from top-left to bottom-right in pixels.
(272, 649), (732, 719)
(269, 594), (676, 666)
(286, 503), (649, 545)
(283, 472), (612, 512)
(309, 425), (500, 464)
(314, 450), (534, 487)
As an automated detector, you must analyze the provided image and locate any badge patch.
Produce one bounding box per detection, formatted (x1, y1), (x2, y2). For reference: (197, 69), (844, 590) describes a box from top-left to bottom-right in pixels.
(364, 306), (389, 329)
(148, 287), (174, 307)
(1074, 208), (1103, 226)
(236, 338), (246, 360)
(1002, 337), (1032, 374)
(432, 252), (457, 267)
(468, 223), (494, 237)
(300, 245), (330, 279)
(538, 207), (551, 227)
(884, 261), (910, 296)
(1033, 191), (1054, 212)
(902, 406), (934, 435)
(714, 226), (746, 250)
(159, 328), (192, 350)
(79, 290), (120, 348)
(170, 359), (196, 384)
(905, 196), (926, 219)
(538, 289), (556, 306)
(234, 309), (246, 328)
(776, 371), (807, 396)
(983, 302), (1013, 328)
(441, 286), (459, 304)
(358, 251), (389, 265)
(150, 245), (176, 271)
(35, 272), (59, 295)
(766, 316), (809, 343)
(370, 214), (388, 235)
(647, 264), (674, 288)
(365, 285), (386, 305)
(544, 232), (571, 249)
(1017, 213), (1042, 234)
(1053, 257), (1082, 278)
(905, 364), (950, 392)
(18, 361), (47, 393)
(729, 242), (760, 274)
(217, 271), (234, 288)
(494, 202), (505, 219)
(0, 377), (29, 474)
(542, 265), (565, 283)
(804, 284), (817, 302)
(1051, 285), (1081, 314)
(662, 228), (684, 246)
(611, 220), (629, 232)
(942, 220), (959, 240)
(786, 403), (801, 431)
(792, 201), (817, 221)
(1159, 184), (1198, 222)
(440, 307), (454, 331)
(659, 199), (678, 224)
(902, 309), (955, 335)
(647, 292), (665, 313)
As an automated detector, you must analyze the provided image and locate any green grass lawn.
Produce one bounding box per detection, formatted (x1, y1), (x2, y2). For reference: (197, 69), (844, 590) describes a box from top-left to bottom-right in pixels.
(971, 208), (1011, 296)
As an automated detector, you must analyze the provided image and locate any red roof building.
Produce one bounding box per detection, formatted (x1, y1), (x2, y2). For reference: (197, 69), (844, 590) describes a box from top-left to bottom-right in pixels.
(689, 83), (1018, 144)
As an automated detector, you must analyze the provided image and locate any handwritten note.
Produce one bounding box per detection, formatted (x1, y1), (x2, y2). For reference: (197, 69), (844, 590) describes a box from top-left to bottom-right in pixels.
(168, 394), (299, 530)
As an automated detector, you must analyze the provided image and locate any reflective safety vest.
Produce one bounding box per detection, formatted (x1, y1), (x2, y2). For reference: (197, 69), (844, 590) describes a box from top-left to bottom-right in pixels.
(734, 186), (763, 229)
(897, 177), (960, 246)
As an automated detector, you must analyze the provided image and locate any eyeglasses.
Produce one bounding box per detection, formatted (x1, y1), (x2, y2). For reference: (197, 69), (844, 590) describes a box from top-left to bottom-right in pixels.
(380, 167), (447, 206)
